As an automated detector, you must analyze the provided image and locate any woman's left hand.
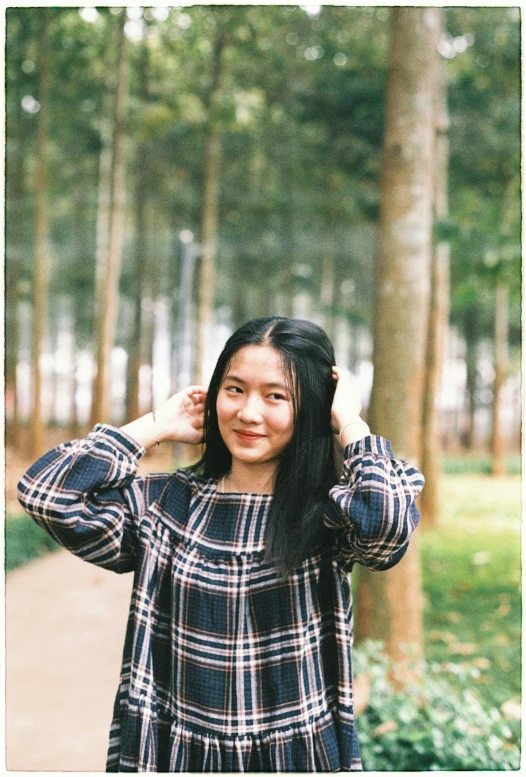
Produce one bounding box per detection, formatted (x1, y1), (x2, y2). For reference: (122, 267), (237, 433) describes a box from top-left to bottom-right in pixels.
(331, 367), (363, 433)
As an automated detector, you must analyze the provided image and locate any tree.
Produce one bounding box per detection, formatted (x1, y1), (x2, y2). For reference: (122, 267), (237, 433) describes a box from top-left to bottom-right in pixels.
(30, 9), (51, 459)
(194, 17), (227, 384)
(90, 10), (129, 425)
(355, 7), (441, 663)
(420, 12), (450, 528)
(491, 281), (509, 475)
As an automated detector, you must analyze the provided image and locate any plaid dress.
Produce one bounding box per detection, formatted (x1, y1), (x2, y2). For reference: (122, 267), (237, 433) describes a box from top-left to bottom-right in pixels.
(18, 424), (424, 773)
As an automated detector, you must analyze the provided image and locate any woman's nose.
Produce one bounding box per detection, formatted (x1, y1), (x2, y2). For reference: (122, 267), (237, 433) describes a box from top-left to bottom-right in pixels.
(237, 395), (263, 423)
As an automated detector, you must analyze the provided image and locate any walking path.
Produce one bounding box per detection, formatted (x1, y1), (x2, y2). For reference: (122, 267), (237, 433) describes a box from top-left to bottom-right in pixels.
(6, 549), (133, 771)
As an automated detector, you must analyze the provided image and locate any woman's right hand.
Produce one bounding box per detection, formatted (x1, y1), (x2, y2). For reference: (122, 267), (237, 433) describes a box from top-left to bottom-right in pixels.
(120, 386), (207, 449)
(154, 386), (207, 444)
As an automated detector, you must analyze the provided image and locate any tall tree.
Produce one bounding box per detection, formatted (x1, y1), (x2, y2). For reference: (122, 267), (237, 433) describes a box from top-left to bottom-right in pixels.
(30, 9), (51, 459)
(90, 10), (129, 425)
(420, 15), (450, 528)
(355, 7), (441, 663)
(491, 280), (509, 475)
(194, 21), (226, 384)
(125, 36), (151, 424)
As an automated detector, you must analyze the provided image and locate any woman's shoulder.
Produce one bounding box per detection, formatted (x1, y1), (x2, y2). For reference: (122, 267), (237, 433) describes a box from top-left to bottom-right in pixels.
(170, 466), (218, 499)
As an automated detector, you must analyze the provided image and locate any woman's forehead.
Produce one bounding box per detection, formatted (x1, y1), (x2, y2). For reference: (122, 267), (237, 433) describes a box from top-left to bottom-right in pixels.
(225, 345), (292, 385)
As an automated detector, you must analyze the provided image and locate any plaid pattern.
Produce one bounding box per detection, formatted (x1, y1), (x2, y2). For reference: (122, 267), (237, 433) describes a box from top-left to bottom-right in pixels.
(18, 424), (424, 773)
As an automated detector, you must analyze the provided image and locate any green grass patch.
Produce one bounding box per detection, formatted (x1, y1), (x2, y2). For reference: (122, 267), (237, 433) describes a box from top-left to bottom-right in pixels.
(421, 473), (521, 712)
(5, 512), (61, 572)
(443, 454), (521, 475)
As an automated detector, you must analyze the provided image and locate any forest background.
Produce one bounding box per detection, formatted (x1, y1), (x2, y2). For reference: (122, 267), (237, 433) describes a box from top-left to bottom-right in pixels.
(4, 3), (522, 771)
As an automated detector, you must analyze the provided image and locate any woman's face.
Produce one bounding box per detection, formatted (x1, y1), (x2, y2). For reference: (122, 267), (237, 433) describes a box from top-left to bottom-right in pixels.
(216, 345), (294, 468)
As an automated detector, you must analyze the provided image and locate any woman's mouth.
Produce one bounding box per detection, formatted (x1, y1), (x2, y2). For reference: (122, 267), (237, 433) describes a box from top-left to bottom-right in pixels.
(234, 430), (266, 442)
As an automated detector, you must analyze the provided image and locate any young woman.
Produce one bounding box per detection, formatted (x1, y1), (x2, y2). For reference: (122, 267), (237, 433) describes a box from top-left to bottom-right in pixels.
(18, 316), (424, 773)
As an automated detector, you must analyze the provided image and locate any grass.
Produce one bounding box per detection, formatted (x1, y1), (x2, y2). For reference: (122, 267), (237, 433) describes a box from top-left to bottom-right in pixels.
(421, 473), (521, 713)
(5, 513), (61, 572)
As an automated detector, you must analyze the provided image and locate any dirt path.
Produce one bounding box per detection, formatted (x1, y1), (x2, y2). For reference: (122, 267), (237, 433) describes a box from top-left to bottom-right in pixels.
(4, 433), (192, 771)
(6, 548), (134, 771)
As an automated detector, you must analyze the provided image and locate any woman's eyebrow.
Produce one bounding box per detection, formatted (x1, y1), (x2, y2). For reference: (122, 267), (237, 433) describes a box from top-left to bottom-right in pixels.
(223, 374), (289, 391)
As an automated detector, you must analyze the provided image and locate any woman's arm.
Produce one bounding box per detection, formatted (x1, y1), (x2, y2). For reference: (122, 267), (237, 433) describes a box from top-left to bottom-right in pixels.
(120, 385), (206, 449)
(17, 424), (158, 573)
(325, 436), (424, 570)
(17, 386), (207, 573)
(325, 367), (424, 570)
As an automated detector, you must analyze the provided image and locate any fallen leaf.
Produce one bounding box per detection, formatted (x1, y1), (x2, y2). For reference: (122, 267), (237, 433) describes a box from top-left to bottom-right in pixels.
(497, 603), (511, 616)
(494, 634), (509, 646)
(445, 611), (461, 623)
(448, 643), (477, 655)
(353, 673), (371, 717)
(472, 551), (491, 565)
(474, 657), (491, 670)
(501, 699), (521, 721)
(372, 720), (398, 736)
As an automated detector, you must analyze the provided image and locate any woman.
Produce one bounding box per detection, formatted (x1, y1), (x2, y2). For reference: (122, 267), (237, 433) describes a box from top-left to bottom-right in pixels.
(18, 316), (424, 772)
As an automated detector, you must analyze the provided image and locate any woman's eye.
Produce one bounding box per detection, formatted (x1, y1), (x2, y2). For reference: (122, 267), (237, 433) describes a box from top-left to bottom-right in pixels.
(269, 393), (287, 401)
(226, 385), (242, 394)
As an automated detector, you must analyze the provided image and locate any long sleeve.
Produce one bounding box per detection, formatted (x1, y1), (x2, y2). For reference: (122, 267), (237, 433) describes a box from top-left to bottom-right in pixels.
(324, 435), (424, 571)
(17, 424), (169, 574)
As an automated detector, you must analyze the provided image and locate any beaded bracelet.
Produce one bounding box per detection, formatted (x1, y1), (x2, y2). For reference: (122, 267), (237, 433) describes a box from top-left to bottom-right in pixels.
(338, 419), (370, 444)
(151, 410), (160, 446)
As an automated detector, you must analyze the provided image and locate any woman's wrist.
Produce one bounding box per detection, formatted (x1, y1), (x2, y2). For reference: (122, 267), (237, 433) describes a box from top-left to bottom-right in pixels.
(120, 411), (164, 450)
(336, 417), (370, 446)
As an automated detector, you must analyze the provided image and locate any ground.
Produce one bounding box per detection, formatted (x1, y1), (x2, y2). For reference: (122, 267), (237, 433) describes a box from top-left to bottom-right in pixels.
(5, 431), (179, 771)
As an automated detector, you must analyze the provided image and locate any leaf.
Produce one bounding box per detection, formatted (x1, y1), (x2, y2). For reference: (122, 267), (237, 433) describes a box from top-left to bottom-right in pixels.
(473, 657), (491, 670)
(372, 720), (398, 736)
(497, 602), (511, 616)
(448, 642), (477, 655)
(472, 551), (491, 565)
(501, 699), (521, 720)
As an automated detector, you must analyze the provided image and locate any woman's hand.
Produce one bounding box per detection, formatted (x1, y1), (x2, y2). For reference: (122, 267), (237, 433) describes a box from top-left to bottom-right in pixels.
(120, 386), (207, 449)
(331, 367), (369, 445)
(155, 386), (207, 444)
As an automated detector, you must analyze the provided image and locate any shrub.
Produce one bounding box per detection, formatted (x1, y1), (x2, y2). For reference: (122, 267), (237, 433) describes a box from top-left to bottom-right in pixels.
(5, 513), (61, 572)
(354, 640), (521, 771)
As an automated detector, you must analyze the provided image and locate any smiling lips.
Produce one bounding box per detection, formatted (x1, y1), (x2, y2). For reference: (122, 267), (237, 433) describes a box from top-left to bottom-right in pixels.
(234, 429), (266, 441)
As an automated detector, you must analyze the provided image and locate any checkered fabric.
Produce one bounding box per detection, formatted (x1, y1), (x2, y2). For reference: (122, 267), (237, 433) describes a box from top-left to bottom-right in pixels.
(18, 424), (424, 772)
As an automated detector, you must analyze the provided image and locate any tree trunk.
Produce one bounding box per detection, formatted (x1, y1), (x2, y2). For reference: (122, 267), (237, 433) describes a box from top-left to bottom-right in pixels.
(30, 9), (51, 460)
(195, 31), (225, 384)
(356, 7), (440, 664)
(420, 22), (450, 529)
(5, 137), (24, 448)
(491, 281), (509, 475)
(462, 329), (478, 449)
(90, 11), (129, 426)
(126, 40), (150, 424)
(320, 221), (337, 342)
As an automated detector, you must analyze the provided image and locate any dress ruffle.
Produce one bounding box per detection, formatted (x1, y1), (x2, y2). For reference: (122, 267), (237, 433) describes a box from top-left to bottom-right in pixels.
(108, 704), (360, 772)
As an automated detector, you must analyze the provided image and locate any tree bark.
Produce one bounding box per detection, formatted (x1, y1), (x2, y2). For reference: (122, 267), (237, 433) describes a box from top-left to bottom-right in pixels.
(320, 218), (337, 342)
(420, 22), (450, 529)
(126, 40), (150, 424)
(462, 327), (478, 449)
(356, 7), (440, 664)
(30, 9), (51, 460)
(90, 12), (129, 425)
(5, 137), (24, 448)
(491, 281), (509, 475)
(194, 31), (225, 384)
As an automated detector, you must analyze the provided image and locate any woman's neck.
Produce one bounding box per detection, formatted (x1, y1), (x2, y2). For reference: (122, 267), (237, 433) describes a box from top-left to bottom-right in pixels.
(223, 460), (277, 494)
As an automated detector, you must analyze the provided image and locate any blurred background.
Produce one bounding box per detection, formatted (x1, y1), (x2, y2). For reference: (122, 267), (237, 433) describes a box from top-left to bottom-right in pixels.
(5, 3), (521, 772)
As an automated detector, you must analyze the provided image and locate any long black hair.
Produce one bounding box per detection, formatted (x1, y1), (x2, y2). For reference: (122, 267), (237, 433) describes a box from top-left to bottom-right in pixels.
(194, 316), (340, 573)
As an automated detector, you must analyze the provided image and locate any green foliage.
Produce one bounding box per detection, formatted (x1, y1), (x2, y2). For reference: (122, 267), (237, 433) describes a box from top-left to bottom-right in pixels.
(443, 453), (521, 475)
(354, 640), (520, 771)
(5, 513), (61, 572)
(421, 473), (521, 716)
